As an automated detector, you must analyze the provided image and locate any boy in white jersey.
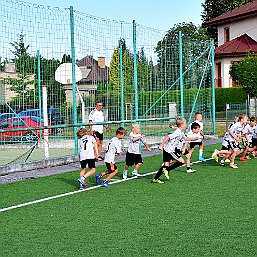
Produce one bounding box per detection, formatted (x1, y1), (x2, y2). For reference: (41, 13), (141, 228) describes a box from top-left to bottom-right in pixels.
(123, 124), (151, 179)
(214, 114), (248, 169)
(152, 118), (199, 183)
(95, 127), (126, 188)
(252, 119), (257, 157)
(188, 112), (205, 162)
(212, 115), (239, 163)
(240, 116), (257, 160)
(77, 128), (99, 189)
(184, 122), (201, 173)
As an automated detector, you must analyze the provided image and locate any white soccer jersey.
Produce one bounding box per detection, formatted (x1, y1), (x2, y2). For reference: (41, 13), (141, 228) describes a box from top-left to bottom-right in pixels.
(243, 124), (255, 142)
(188, 120), (203, 142)
(163, 128), (185, 153)
(78, 135), (96, 161)
(104, 137), (122, 164)
(224, 122), (245, 142)
(88, 109), (105, 134)
(252, 125), (257, 139)
(186, 130), (201, 143)
(127, 132), (145, 154)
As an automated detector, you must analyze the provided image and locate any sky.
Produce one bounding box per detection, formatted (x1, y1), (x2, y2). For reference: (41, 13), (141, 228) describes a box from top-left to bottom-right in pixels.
(23, 0), (205, 31)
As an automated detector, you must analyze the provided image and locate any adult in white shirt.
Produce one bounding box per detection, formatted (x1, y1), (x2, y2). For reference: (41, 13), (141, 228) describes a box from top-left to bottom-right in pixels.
(89, 100), (110, 160)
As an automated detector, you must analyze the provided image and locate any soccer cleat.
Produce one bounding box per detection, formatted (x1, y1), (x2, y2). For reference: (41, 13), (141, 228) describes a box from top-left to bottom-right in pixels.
(198, 156), (206, 162)
(95, 174), (101, 184)
(239, 157), (247, 162)
(163, 168), (170, 180)
(101, 181), (110, 188)
(151, 179), (164, 184)
(79, 184), (86, 189)
(78, 177), (86, 186)
(219, 160), (225, 166)
(98, 156), (104, 161)
(132, 170), (140, 176)
(230, 163), (238, 169)
(212, 149), (219, 163)
(187, 168), (196, 173)
(123, 171), (128, 180)
(225, 159), (231, 163)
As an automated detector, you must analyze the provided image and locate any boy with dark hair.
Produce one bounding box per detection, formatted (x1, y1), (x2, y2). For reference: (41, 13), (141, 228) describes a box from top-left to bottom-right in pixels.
(96, 127), (126, 188)
(188, 112), (205, 162)
(184, 122), (201, 173)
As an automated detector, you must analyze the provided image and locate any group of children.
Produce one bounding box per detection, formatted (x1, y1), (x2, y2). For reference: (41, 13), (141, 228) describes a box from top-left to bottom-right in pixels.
(77, 112), (257, 188)
(77, 123), (151, 189)
(212, 114), (257, 169)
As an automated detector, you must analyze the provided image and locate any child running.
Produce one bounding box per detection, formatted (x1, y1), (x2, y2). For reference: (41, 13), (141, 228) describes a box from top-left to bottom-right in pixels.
(212, 113), (248, 168)
(95, 127), (126, 188)
(123, 123), (151, 179)
(188, 112), (206, 162)
(77, 128), (99, 189)
(240, 116), (257, 160)
(184, 122), (201, 173)
(152, 117), (199, 184)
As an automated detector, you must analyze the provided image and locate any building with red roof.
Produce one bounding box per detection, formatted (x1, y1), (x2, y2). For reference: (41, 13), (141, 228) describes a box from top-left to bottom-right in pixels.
(204, 0), (257, 88)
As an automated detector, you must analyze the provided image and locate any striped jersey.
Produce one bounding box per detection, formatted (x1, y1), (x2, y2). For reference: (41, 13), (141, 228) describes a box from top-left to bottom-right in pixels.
(78, 135), (96, 161)
(104, 137), (122, 164)
(164, 128), (185, 153)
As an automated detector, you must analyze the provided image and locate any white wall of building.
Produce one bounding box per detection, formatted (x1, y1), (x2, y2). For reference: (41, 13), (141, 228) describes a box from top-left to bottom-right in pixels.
(217, 17), (257, 46)
(215, 56), (242, 88)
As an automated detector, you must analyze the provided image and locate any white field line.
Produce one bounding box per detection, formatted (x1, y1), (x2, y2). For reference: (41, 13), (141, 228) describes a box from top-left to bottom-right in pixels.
(0, 158), (213, 213)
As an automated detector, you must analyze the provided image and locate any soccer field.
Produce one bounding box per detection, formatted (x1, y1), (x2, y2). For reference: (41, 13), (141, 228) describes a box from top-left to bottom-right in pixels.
(1, 144), (257, 256)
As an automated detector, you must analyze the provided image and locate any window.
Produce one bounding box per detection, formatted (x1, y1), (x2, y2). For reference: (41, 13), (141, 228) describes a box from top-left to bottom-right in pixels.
(224, 27), (230, 43)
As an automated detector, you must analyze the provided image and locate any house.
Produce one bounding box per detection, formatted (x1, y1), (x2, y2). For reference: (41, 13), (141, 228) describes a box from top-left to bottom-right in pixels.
(204, 0), (257, 88)
(63, 56), (109, 103)
(0, 63), (35, 102)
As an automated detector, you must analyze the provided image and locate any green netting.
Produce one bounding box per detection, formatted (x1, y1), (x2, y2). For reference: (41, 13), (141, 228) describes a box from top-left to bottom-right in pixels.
(0, 0), (215, 165)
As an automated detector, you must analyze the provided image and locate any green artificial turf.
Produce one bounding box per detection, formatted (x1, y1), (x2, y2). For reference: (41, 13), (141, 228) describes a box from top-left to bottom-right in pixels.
(1, 144), (257, 256)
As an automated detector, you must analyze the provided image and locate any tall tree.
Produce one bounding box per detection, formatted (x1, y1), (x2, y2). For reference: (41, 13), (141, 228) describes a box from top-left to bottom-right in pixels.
(202, 0), (254, 41)
(10, 32), (30, 57)
(230, 54), (257, 97)
(156, 22), (209, 90)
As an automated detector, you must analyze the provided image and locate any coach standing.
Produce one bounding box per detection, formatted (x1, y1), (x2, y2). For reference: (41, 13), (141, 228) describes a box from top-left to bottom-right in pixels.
(89, 100), (110, 161)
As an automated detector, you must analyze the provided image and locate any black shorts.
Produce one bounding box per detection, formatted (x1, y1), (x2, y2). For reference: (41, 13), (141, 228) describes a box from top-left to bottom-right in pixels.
(163, 148), (181, 162)
(222, 141), (238, 151)
(93, 131), (103, 141)
(252, 138), (257, 147)
(125, 152), (143, 166)
(105, 162), (117, 172)
(80, 159), (95, 169)
(189, 142), (203, 149)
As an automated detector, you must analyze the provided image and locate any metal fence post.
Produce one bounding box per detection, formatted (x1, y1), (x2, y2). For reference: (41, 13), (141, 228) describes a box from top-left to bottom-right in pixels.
(133, 20), (138, 120)
(70, 6), (78, 155)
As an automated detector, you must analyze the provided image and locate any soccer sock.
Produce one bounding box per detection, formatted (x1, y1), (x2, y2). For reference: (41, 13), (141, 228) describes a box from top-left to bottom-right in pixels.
(80, 176), (85, 180)
(154, 165), (166, 180)
(166, 162), (183, 171)
(187, 166), (191, 170)
(199, 150), (203, 157)
(124, 169), (128, 173)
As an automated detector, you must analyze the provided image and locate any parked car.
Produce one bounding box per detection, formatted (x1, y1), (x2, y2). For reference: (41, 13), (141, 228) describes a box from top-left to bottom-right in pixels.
(18, 108), (64, 134)
(0, 113), (16, 121)
(0, 116), (44, 142)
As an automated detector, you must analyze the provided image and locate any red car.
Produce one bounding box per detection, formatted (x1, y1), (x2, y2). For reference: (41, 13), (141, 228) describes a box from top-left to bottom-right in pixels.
(0, 116), (44, 142)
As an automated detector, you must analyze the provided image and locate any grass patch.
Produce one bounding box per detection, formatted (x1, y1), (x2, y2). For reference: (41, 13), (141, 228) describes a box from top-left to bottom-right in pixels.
(1, 144), (256, 256)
